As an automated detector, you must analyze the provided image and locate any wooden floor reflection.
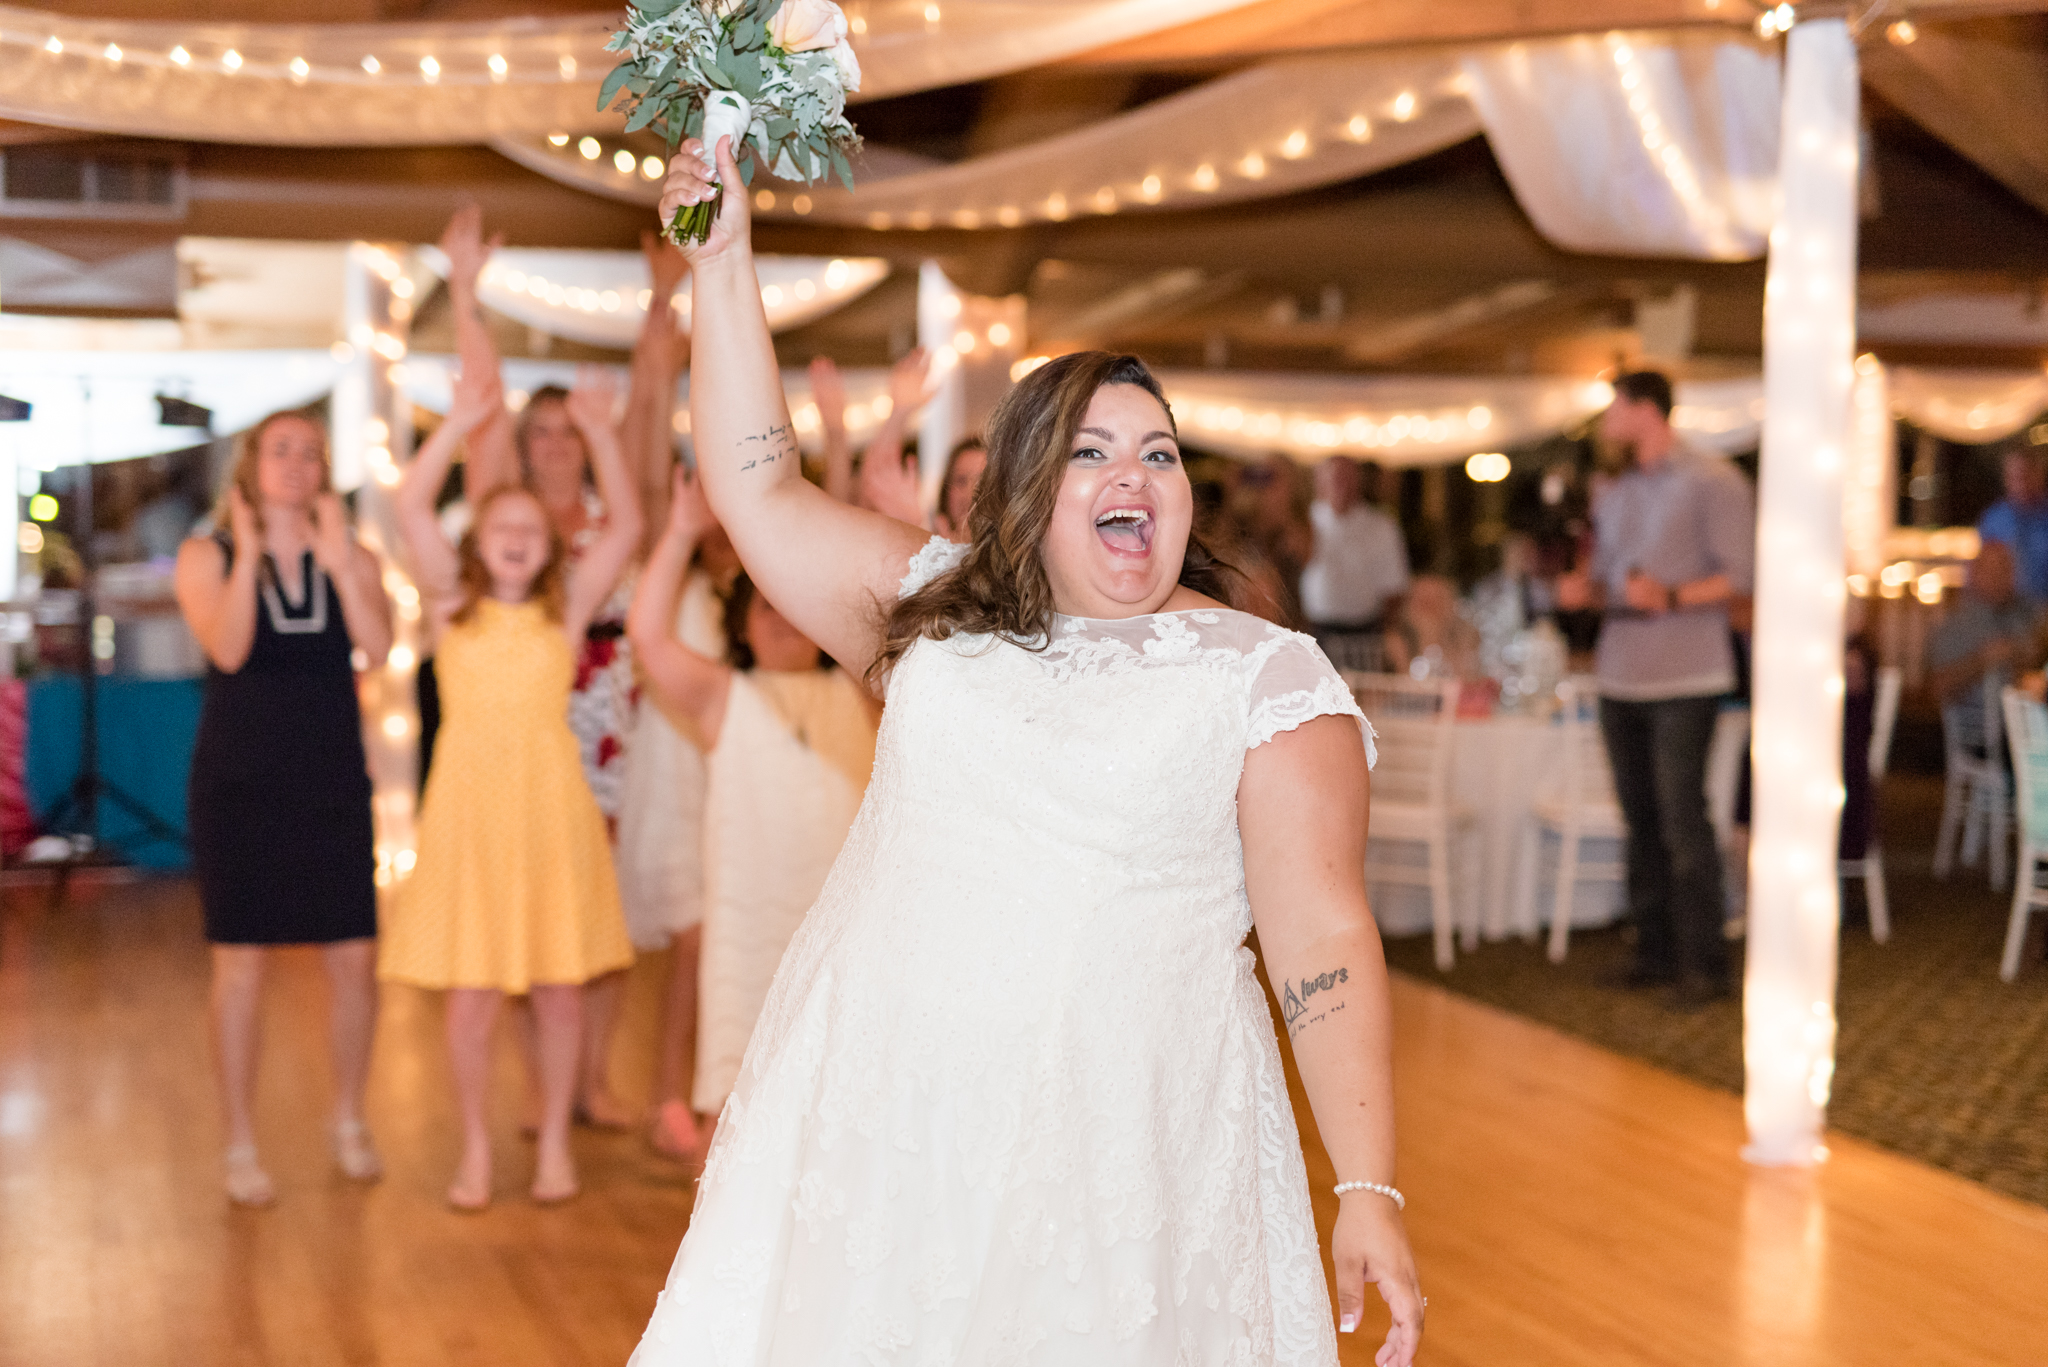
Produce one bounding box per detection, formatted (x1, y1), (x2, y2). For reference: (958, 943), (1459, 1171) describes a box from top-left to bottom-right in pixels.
(1, 875), (2043, 1366)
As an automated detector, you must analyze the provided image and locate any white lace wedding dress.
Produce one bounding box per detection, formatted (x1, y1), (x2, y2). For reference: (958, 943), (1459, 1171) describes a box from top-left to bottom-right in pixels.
(632, 538), (1373, 1367)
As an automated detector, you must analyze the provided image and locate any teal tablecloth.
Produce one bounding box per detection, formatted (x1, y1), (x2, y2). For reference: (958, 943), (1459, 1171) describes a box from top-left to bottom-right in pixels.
(25, 676), (200, 869)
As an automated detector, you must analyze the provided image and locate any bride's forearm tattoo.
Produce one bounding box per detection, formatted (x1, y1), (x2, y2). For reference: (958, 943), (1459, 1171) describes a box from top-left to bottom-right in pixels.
(738, 423), (798, 473)
(1280, 965), (1349, 1041)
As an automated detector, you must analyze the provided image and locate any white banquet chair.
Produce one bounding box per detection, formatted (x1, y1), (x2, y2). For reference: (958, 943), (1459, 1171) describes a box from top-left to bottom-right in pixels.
(1998, 687), (2048, 980)
(1934, 674), (2013, 891)
(1511, 677), (1626, 964)
(1345, 672), (1473, 971)
(1839, 665), (1903, 944)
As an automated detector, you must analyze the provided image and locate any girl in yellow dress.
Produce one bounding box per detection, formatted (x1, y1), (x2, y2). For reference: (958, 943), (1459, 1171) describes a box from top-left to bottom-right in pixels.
(382, 367), (642, 1209)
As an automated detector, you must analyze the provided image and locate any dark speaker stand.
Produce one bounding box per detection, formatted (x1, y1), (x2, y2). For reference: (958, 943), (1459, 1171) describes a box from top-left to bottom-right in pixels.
(27, 456), (186, 906)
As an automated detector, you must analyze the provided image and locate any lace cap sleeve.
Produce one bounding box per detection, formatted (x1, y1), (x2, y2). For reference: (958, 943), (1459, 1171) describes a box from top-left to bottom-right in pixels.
(1245, 629), (1377, 767)
(897, 535), (969, 600)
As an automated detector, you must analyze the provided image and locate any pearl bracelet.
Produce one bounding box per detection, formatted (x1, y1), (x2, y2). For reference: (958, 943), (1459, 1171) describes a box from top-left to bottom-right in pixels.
(1333, 1180), (1405, 1211)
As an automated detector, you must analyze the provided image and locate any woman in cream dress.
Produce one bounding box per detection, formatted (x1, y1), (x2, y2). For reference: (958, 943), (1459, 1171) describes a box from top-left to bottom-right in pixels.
(627, 470), (878, 1135)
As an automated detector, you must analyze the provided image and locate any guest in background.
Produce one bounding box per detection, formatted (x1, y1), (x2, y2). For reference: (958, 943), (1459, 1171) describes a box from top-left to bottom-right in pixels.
(933, 436), (988, 543)
(445, 209), (678, 1132)
(812, 350), (936, 528)
(1234, 455), (1312, 626)
(381, 369), (641, 1209)
(1382, 575), (1483, 680)
(173, 410), (394, 1207)
(627, 467), (879, 1138)
(1302, 455), (1409, 664)
(1556, 370), (1754, 1009)
(1927, 540), (2047, 735)
(1977, 447), (2048, 603)
(615, 504), (740, 1163)
(1467, 532), (1555, 641)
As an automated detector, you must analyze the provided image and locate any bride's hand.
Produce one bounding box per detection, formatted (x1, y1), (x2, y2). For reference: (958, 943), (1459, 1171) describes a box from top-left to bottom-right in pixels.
(657, 136), (752, 265)
(1333, 1197), (1424, 1367)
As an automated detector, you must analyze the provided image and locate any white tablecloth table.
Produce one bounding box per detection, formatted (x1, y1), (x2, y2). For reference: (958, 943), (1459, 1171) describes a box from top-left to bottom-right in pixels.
(1367, 713), (1624, 942)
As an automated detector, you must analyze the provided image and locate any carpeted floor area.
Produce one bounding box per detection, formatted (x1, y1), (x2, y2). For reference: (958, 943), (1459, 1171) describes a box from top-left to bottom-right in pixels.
(1381, 771), (2048, 1210)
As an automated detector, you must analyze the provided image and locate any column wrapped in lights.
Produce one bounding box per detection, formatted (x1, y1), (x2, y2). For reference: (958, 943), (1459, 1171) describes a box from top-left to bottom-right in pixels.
(1743, 17), (1859, 1168)
(1844, 355), (1895, 582)
(336, 242), (423, 888)
(915, 263), (1025, 501)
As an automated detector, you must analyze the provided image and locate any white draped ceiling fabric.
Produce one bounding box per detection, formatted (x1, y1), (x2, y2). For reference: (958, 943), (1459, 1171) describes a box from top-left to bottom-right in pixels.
(498, 53), (1484, 231)
(1462, 32), (1781, 259)
(414, 247), (891, 350)
(0, 0), (1267, 144)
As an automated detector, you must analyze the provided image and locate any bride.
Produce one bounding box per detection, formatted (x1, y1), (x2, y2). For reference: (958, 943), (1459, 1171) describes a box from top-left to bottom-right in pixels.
(634, 137), (1424, 1367)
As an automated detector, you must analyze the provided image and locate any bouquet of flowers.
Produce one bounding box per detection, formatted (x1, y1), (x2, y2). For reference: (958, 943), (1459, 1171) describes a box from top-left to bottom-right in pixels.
(601, 0), (863, 245)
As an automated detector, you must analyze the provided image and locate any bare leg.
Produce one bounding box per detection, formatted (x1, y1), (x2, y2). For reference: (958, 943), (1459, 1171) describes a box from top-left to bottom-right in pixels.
(650, 928), (704, 1161)
(322, 939), (378, 1127)
(211, 945), (267, 1150)
(528, 984), (583, 1202)
(508, 995), (541, 1134)
(577, 969), (634, 1128)
(322, 938), (383, 1180)
(212, 945), (275, 1205)
(445, 987), (503, 1209)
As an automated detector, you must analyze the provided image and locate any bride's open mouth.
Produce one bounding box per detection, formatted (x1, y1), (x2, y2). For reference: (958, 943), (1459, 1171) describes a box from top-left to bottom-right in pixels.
(1094, 506), (1153, 555)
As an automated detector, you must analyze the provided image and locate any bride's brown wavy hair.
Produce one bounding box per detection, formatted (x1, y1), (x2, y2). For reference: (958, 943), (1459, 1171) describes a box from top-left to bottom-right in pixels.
(870, 352), (1236, 684)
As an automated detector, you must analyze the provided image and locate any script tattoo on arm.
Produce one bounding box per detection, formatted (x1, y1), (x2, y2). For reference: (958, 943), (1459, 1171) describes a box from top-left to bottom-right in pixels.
(737, 423), (799, 474)
(1280, 965), (1350, 1042)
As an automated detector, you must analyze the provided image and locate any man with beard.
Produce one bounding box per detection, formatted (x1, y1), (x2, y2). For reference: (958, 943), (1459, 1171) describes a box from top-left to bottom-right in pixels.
(1558, 370), (1755, 1008)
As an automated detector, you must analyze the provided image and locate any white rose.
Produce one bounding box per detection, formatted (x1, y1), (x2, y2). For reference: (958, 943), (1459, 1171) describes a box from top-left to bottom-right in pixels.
(767, 0), (847, 53)
(831, 38), (862, 93)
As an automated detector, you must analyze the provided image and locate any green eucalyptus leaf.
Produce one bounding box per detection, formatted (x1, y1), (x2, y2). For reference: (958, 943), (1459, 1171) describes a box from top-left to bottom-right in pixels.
(624, 100), (661, 134)
(597, 61), (635, 112)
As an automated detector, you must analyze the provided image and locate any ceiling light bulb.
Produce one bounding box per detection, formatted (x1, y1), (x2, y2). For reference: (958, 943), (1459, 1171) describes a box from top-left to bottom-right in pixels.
(222, 49), (242, 71)
(558, 54), (577, 79)
(362, 55), (381, 74)
(642, 155), (664, 179)
(169, 46), (191, 67)
(43, 37), (62, 55)
(488, 53), (509, 79)
(104, 43), (122, 63)
(615, 149), (637, 174)
(548, 131), (569, 147)
(578, 136), (601, 160)
(289, 56), (310, 81)
(420, 55), (440, 82)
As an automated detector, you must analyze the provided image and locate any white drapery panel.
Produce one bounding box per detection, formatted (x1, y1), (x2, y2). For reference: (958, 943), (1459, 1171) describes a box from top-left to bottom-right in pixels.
(494, 53), (1481, 231)
(1462, 32), (1781, 260)
(414, 247), (889, 350)
(1156, 371), (1763, 466)
(0, 0), (1267, 144)
(1887, 367), (2048, 444)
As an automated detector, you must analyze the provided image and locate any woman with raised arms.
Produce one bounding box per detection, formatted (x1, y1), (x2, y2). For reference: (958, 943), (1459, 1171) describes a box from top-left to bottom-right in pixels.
(630, 137), (1424, 1367)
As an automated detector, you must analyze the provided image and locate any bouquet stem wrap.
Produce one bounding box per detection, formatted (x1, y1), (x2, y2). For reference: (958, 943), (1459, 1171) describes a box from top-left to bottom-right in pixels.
(670, 91), (753, 246)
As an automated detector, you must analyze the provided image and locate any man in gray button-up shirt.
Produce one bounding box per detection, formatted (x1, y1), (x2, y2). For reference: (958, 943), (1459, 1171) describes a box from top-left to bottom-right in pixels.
(1559, 371), (1756, 1007)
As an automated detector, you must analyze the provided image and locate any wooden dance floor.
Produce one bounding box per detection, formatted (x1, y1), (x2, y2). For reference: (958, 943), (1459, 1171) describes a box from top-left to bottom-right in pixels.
(2, 876), (2043, 1366)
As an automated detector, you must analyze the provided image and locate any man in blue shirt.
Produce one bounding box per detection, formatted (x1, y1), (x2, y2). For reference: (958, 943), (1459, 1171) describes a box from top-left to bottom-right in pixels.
(1977, 448), (2048, 603)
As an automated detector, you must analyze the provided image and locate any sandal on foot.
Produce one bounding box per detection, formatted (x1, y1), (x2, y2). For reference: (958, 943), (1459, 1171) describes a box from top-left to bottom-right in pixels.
(333, 1120), (384, 1183)
(648, 1100), (702, 1164)
(225, 1143), (276, 1208)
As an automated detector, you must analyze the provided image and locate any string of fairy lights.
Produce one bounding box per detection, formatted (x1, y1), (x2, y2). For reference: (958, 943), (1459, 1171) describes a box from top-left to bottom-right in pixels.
(0, 19), (604, 87)
(514, 72), (1472, 229)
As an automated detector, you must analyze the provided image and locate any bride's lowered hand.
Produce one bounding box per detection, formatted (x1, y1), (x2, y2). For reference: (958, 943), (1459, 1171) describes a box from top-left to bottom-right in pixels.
(658, 136), (752, 268)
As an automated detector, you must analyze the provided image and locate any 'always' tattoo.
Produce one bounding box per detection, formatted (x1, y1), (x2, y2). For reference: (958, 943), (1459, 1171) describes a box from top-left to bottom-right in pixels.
(1281, 965), (1349, 1041)
(737, 423), (799, 472)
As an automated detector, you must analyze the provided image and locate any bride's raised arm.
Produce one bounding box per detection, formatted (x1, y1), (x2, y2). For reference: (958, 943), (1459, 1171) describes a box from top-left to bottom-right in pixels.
(658, 137), (932, 681)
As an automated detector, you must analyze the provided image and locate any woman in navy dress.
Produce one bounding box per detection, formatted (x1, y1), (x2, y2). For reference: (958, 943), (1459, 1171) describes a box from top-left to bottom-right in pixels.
(174, 410), (392, 1207)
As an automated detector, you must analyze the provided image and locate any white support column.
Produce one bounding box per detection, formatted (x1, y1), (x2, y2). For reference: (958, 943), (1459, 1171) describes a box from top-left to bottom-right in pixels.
(338, 241), (423, 891)
(1743, 17), (1859, 1167)
(917, 261), (1026, 508)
